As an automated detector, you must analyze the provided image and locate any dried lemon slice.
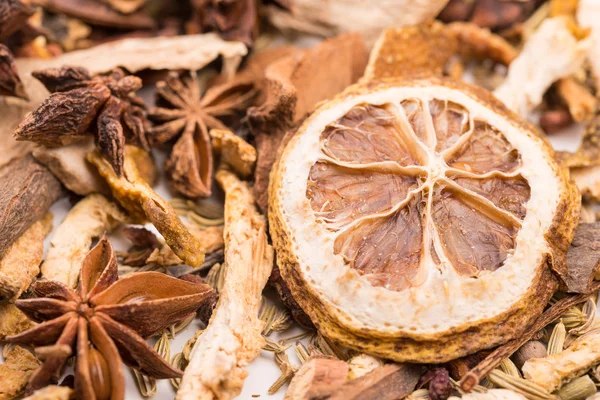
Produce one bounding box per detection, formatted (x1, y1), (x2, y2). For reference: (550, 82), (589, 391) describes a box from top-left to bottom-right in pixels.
(269, 75), (580, 362)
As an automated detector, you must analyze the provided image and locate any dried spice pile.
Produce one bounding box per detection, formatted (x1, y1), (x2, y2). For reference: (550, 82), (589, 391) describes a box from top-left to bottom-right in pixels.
(1, 1), (600, 400)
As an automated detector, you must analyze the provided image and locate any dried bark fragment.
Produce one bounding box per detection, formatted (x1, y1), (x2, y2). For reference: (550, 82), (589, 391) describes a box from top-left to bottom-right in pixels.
(88, 147), (206, 268)
(0, 44), (27, 99)
(327, 363), (421, 400)
(0, 302), (35, 339)
(32, 0), (155, 30)
(22, 385), (74, 400)
(268, 265), (314, 328)
(563, 222), (600, 293)
(0, 155), (64, 260)
(522, 330), (600, 391)
(210, 129), (256, 178)
(0, 0), (35, 41)
(176, 169), (274, 400)
(248, 33), (368, 212)
(0, 345), (40, 400)
(283, 356), (349, 400)
(189, 0), (258, 46)
(32, 138), (109, 196)
(263, 0), (449, 45)
(0, 213), (53, 301)
(438, 0), (542, 32)
(493, 17), (590, 116)
(41, 194), (127, 287)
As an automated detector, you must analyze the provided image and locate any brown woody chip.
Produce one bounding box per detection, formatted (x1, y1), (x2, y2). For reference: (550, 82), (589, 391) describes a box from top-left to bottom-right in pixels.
(564, 222), (600, 293)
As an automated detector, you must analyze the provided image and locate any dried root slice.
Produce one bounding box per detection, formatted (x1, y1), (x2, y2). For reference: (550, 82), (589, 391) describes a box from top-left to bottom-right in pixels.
(284, 356), (349, 400)
(176, 169), (273, 400)
(0, 345), (40, 400)
(269, 74), (578, 363)
(563, 222), (600, 293)
(0, 302), (35, 339)
(88, 147), (206, 268)
(522, 330), (600, 392)
(41, 194), (126, 287)
(22, 385), (74, 400)
(210, 129), (256, 178)
(494, 17), (590, 116)
(0, 213), (53, 301)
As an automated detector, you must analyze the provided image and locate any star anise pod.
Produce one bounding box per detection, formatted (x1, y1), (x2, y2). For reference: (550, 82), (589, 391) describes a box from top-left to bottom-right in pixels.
(438, 0), (544, 32)
(147, 70), (256, 198)
(7, 236), (215, 400)
(188, 0), (258, 45)
(0, 0), (35, 43)
(0, 44), (27, 99)
(14, 66), (150, 176)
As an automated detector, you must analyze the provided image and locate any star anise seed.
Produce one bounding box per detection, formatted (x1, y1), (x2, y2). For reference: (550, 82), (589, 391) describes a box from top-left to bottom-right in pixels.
(188, 0), (258, 46)
(148, 70), (256, 198)
(7, 236), (216, 400)
(0, 44), (27, 99)
(14, 66), (150, 177)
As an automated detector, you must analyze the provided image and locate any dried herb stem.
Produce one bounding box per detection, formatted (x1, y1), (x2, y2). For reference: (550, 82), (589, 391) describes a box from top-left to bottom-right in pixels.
(295, 342), (310, 364)
(498, 358), (521, 378)
(170, 352), (186, 390)
(547, 321), (566, 355)
(263, 337), (292, 353)
(206, 263), (225, 292)
(268, 351), (299, 394)
(259, 299), (292, 336)
(487, 370), (553, 400)
(133, 332), (171, 397)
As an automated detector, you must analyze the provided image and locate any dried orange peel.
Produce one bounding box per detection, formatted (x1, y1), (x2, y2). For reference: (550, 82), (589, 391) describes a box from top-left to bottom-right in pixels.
(269, 29), (580, 363)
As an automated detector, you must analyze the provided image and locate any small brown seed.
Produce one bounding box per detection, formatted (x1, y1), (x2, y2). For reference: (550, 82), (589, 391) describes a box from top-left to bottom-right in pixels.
(539, 109), (573, 134)
(511, 341), (547, 369)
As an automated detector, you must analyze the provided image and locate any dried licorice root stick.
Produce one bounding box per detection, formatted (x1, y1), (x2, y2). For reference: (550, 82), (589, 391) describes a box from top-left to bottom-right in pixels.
(459, 284), (600, 392)
(88, 147), (205, 268)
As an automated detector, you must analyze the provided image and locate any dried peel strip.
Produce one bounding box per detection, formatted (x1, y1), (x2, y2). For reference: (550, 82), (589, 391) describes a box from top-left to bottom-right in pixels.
(0, 213), (53, 301)
(0, 345), (40, 400)
(522, 330), (600, 392)
(269, 72), (579, 363)
(176, 169), (273, 400)
(88, 147), (206, 268)
(41, 194), (126, 287)
(210, 129), (257, 178)
(493, 17), (590, 116)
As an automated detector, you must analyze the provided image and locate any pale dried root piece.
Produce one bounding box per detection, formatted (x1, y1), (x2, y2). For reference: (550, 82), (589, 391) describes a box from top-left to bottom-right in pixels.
(445, 22), (518, 66)
(522, 329), (600, 392)
(0, 154), (64, 260)
(555, 78), (596, 122)
(578, 0), (600, 89)
(0, 345), (41, 400)
(284, 356), (349, 400)
(32, 139), (110, 196)
(0, 213), (53, 301)
(41, 194), (126, 287)
(494, 17), (590, 116)
(88, 147), (206, 268)
(0, 302), (35, 339)
(176, 168), (273, 400)
(327, 363), (421, 400)
(210, 129), (256, 179)
(347, 354), (384, 380)
(22, 385), (74, 400)
(571, 165), (600, 200)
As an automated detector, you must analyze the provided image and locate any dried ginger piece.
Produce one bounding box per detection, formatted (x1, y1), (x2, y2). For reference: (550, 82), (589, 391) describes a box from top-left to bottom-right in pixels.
(88, 147), (206, 268)
(0, 345), (40, 400)
(494, 17), (590, 116)
(210, 129), (256, 178)
(41, 194), (126, 287)
(284, 356), (349, 400)
(0, 302), (34, 339)
(176, 169), (273, 400)
(522, 330), (600, 391)
(22, 386), (73, 400)
(0, 213), (53, 301)
(32, 138), (109, 195)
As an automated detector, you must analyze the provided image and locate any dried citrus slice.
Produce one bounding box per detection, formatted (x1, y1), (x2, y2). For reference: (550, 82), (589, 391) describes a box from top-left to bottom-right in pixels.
(269, 76), (579, 363)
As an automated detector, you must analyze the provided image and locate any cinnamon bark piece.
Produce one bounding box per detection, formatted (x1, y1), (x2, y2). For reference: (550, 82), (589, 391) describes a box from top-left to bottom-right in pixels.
(328, 363), (421, 400)
(0, 213), (53, 301)
(0, 154), (64, 260)
(563, 222), (600, 293)
(176, 169), (273, 400)
(284, 356), (349, 400)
